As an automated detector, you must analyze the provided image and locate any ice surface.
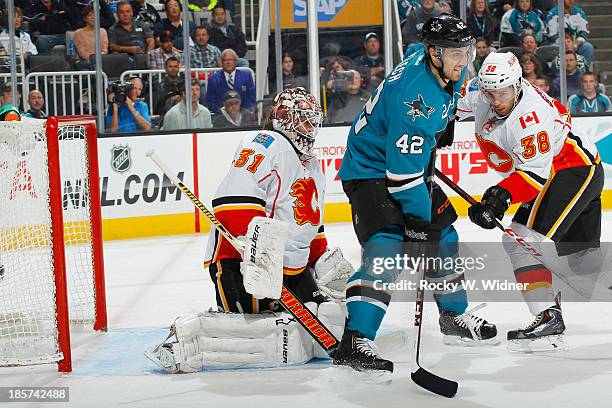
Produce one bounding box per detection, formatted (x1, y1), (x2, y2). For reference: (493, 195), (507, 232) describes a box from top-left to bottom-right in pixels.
(1, 215), (612, 408)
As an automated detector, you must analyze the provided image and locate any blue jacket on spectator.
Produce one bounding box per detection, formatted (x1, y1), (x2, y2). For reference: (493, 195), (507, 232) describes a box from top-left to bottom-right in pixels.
(509, 9), (543, 41)
(206, 69), (255, 113)
(568, 92), (611, 113)
(104, 101), (151, 133)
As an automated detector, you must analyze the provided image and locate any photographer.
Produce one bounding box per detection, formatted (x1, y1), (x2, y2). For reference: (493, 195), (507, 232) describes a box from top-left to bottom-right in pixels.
(105, 77), (152, 133)
(326, 70), (370, 124)
(153, 56), (182, 116)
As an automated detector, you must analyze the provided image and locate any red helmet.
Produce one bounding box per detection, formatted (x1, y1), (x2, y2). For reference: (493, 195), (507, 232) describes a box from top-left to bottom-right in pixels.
(270, 87), (322, 157)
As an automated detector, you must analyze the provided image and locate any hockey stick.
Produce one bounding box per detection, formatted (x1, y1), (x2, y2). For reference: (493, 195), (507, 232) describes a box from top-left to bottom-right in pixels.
(146, 150), (340, 355)
(410, 150), (459, 399)
(434, 168), (589, 298)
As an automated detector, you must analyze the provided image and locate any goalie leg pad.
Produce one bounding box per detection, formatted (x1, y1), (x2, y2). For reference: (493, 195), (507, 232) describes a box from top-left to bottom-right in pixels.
(171, 307), (316, 371)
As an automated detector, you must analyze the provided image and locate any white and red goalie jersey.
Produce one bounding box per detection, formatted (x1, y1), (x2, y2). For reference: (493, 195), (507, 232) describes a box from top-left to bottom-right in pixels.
(204, 130), (327, 274)
(456, 78), (600, 203)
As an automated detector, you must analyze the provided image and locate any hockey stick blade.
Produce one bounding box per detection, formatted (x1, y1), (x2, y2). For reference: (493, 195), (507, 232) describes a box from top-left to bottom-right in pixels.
(411, 367), (458, 398)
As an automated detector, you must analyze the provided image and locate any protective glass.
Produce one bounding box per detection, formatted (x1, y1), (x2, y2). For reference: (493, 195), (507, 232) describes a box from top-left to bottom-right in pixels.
(441, 44), (476, 65)
(481, 87), (516, 104)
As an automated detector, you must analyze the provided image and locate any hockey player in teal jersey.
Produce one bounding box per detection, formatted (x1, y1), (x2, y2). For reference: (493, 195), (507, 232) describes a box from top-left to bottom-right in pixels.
(333, 14), (498, 376)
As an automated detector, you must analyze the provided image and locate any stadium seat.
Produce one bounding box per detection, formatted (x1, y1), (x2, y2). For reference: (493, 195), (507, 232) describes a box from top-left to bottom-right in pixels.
(29, 55), (69, 72)
(91, 53), (132, 80)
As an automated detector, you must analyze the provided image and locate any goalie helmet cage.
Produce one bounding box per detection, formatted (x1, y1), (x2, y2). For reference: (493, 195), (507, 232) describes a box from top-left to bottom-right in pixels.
(0, 116), (107, 373)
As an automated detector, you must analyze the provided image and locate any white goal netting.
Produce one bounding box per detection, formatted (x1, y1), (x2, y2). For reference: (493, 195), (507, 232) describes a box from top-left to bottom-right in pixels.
(0, 118), (101, 367)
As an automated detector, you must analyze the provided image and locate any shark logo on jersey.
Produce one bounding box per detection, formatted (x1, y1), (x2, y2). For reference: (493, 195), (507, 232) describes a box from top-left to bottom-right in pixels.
(404, 95), (435, 120)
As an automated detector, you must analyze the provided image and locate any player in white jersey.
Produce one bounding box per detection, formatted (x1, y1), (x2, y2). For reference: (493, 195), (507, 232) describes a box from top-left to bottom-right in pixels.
(456, 52), (603, 351)
(146, 88), (354, 372)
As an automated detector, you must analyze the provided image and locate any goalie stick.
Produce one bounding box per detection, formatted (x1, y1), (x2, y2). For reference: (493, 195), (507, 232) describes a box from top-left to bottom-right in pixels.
(145, 150), (343, 354)
(434, 168), (592, 299)
(410, 150), (459, 399)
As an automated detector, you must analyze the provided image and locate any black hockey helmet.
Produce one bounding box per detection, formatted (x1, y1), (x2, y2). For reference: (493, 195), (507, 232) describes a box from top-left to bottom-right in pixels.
(421, 13), (474, 49)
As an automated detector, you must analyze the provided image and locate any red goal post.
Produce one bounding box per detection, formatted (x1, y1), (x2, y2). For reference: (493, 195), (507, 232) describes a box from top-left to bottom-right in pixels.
(0, 116), (107, 372)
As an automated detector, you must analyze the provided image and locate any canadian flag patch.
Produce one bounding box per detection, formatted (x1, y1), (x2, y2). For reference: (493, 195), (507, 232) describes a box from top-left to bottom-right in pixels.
(519, 111), (540, 129)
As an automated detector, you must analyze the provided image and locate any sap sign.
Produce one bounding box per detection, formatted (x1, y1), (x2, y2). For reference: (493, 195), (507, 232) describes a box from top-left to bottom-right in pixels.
(270, 0), (382, 28)
(293, 0), (348, 22)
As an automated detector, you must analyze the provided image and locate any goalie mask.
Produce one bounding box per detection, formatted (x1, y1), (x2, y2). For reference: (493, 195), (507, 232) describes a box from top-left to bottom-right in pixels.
(269, 87), (323, 157)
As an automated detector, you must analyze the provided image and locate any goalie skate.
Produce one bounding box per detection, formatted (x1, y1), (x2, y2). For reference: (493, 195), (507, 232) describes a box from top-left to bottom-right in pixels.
(507, 294), (568, 353)
(144, 326), (181, 373)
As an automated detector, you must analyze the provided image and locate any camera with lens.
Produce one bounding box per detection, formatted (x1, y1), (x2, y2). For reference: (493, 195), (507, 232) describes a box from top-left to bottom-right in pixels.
(107, 81), (134, 105)
(329, 70), (355, 91)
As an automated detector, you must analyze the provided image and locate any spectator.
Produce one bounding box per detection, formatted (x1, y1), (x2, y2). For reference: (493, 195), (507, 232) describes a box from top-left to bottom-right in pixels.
(73, 5), (108, 70)
(511, 0), (544, 40)
(396, 0), (420, 24)
(354, 32), (385, 91)
(534, 76), (551, 94)
(24, 89), (47, 118)
(0, 82), (21, 109)
(105, 77), (151, 133)
(207, 6), (248, 67)
(438, 0), (453, 13)
(467, 0), (496, 46)
(567, 72), (611, 113)
(148, 32), (182, 70)
(520, 33), (538, 54)
(552, 50), (582, 97)
(206, 48), (255, 113)
(153, 56), (183, 116)
(551, 31), (588, 75)
(130, 0), (161, 31)
(0, 7), (37, 60)
(402, 0), (441, 47)
(327, 70), (370, 124)
(546, 0), (593, 64)
(108, 1), (155, 56)
(190, 26), (221, 68)
(162, 79), (212, 130)
(325, 57), (353, 93)
(276, 52), (306, 92)
(65, 0), (114, 30)
(467, 37), (494, 79)
(212, 89), (257, 128)
(520, 52), (543, 84)
(153, 0), (195, 51)
(28, 0), (70, 55)
(520, 33), (547, 73)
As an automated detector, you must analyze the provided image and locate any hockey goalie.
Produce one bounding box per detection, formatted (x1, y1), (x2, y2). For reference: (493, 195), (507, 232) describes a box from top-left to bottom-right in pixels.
(146, 87), (354, 372)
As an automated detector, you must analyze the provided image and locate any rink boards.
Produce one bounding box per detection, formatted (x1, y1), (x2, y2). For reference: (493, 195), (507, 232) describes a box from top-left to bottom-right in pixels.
(97, 116), (612, 240)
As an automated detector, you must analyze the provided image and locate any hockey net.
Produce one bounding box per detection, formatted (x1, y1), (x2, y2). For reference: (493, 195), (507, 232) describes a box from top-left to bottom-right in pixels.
(0, 117), (106, 372)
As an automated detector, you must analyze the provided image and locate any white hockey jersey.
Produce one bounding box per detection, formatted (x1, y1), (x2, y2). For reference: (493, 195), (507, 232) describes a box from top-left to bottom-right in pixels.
(456, 78), (600, 203)
(204, 130), (327, 275)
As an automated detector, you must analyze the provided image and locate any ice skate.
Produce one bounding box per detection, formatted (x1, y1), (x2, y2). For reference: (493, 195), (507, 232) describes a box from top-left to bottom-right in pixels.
(439, 304), (500, 346)
(333, 325), (393, 383)
(507, 294), (567, 352)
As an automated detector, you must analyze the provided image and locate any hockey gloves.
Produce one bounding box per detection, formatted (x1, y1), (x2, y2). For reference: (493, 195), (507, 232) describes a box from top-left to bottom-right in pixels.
(436, 118), (455, 149)
(468, 185), (512, 229)
(313, 247), (355, 301)
(404, 216), (441, 261)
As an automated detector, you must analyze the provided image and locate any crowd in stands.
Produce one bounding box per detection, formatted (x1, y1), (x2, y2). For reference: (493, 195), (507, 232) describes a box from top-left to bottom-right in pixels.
(401, 0), (609, 112)
(0, 0), (258, 132)
(0, 0), (608, 134)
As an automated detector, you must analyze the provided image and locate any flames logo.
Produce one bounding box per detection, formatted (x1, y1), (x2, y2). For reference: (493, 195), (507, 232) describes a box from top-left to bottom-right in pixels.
(476, 134), (514, 173)
(290, 177), (320, 226)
